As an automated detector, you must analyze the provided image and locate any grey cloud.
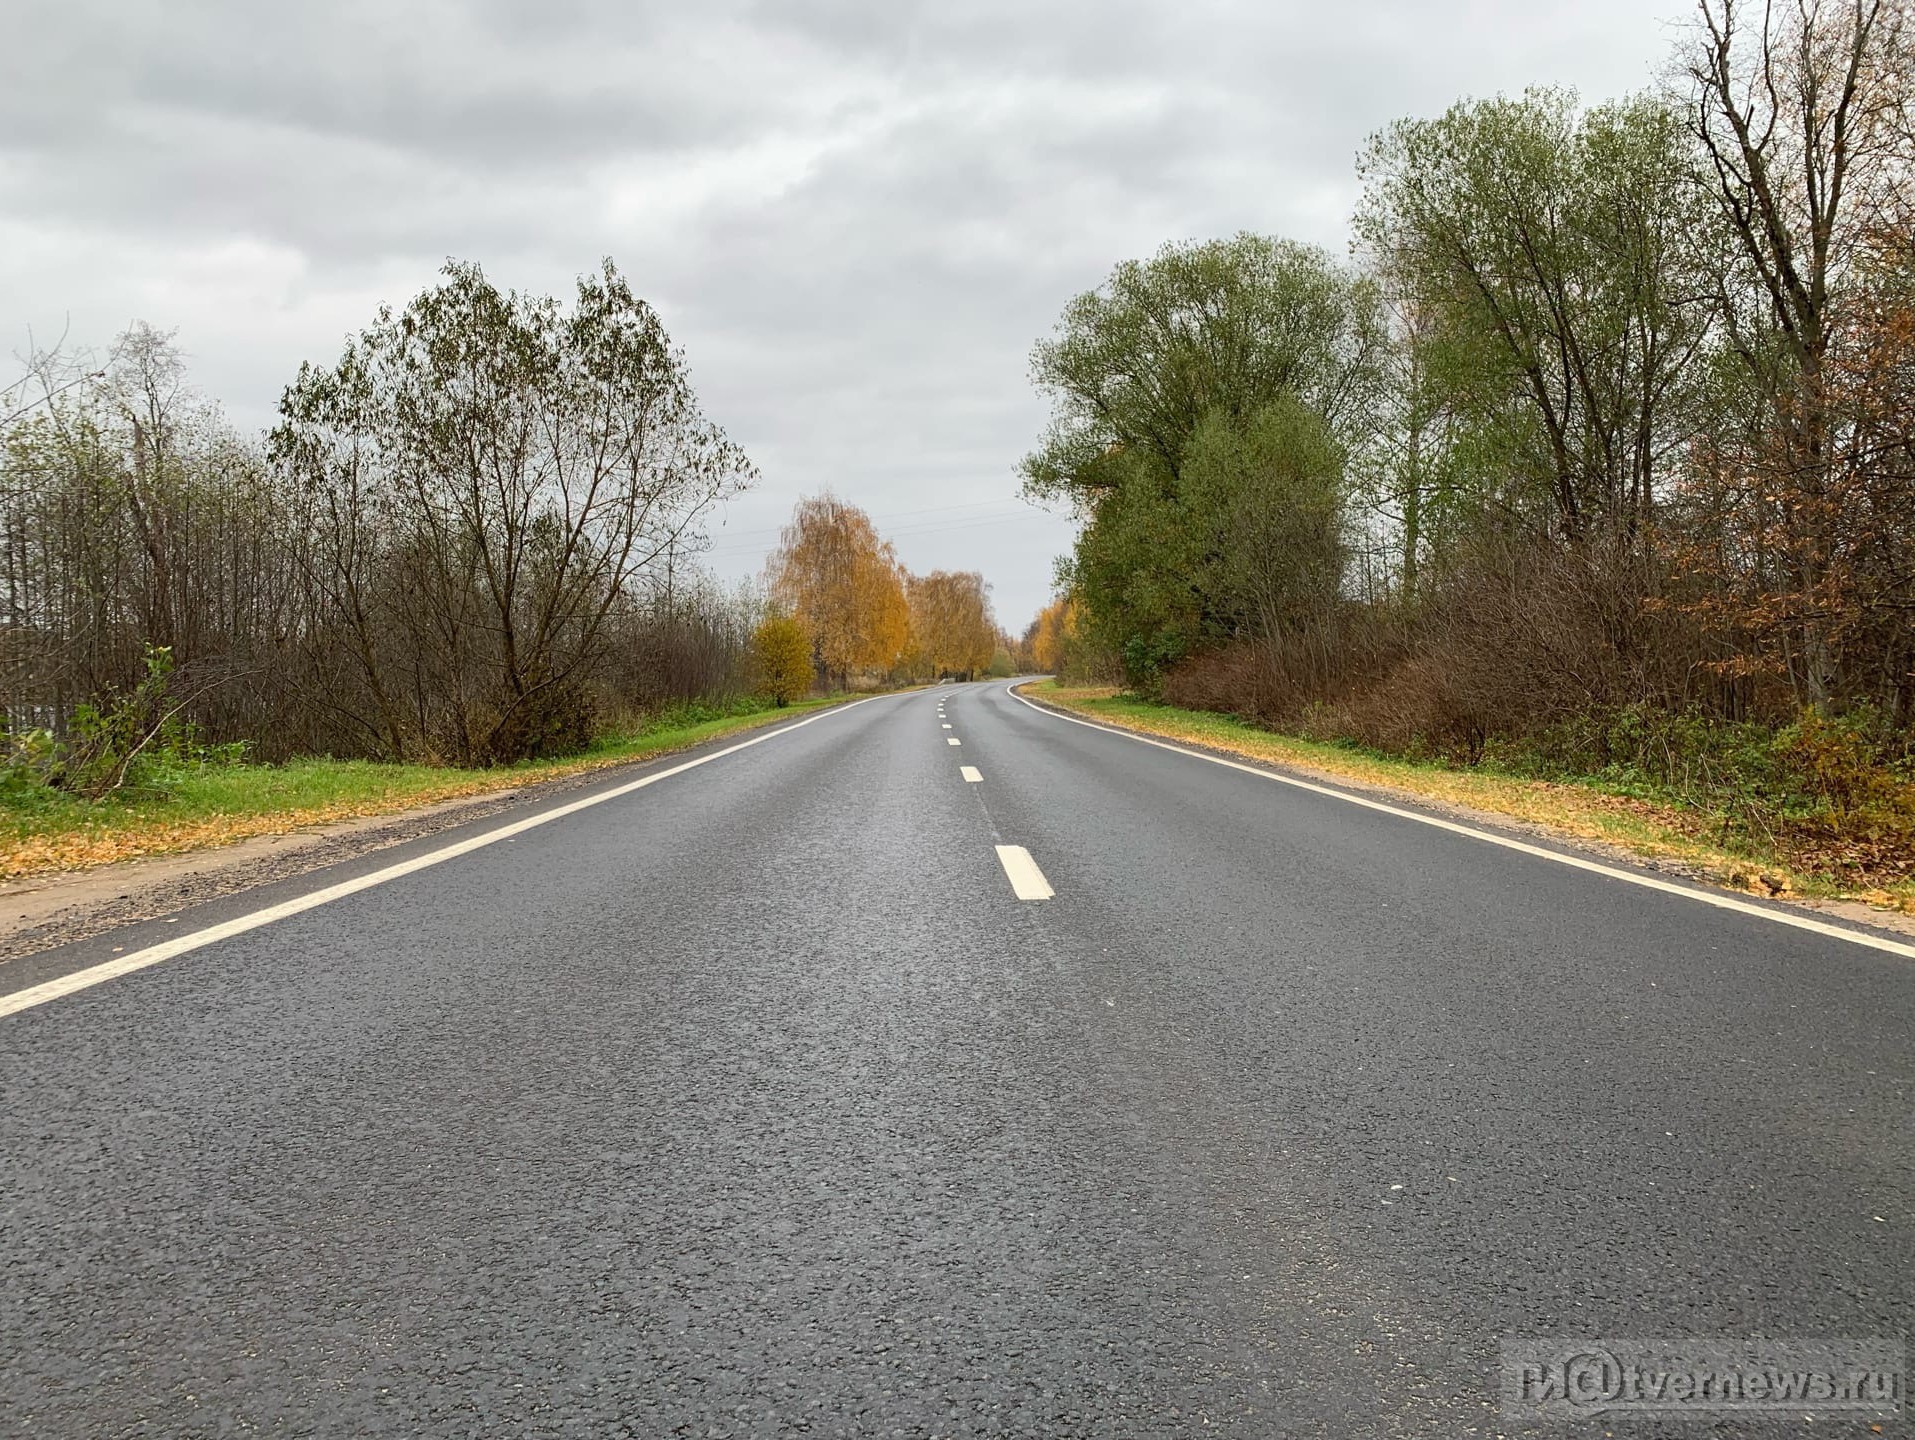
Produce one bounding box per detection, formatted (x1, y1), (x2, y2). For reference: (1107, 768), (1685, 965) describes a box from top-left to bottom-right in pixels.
(0, 0), (1694, 627)
(8, 2), (780, 163)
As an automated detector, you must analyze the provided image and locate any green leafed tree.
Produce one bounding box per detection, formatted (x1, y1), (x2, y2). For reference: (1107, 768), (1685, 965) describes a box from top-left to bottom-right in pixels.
(1023, 235), (1382, 688)
(1182, 395), (1346, 652)
(1023, 234), (1385, 502)
(273, 258), (755, 764)
(1353, 89), (1719, 543)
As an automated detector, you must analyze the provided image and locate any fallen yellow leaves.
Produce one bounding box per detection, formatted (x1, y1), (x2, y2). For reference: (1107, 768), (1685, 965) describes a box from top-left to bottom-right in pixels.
(0, 702), (841, 883)
(0, 778), (518, 881)
(1029, 684), (1915, 914)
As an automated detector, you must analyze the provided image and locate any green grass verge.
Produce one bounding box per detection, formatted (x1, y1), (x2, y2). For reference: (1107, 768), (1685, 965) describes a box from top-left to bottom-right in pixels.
(1, 695), (851, 879)
(1024, 681), (1915, 913)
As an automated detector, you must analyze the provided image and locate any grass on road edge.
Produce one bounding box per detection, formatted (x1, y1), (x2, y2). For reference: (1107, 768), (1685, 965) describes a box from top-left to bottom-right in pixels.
(0, 695), (856, 882)
(1021, 681), (1915, 915)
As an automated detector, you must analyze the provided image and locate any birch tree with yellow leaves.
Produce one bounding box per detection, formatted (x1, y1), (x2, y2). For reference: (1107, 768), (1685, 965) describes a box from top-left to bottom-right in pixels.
(906, 570), (996, 680)
(767, 494), (909, 687)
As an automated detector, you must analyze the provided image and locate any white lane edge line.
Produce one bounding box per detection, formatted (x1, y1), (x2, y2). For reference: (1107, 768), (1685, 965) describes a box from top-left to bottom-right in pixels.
(0, 695), (894, 1020)
(995, 844), (1054, 900)
(1007, 684), (1915, 961)
(960, 766), (983, 783)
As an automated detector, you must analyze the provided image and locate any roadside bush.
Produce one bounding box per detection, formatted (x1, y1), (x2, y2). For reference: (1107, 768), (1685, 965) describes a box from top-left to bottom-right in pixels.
(1, 645), (253, 805)
(53, 646), (192, 800)
(0, 729), (59, 798)
(1777, 709), (1915, 818)
(1161, 644), (1271, 722)
(753, 613), (814, 707)
(476, 685), (600, 767)
(1152, 544), (1915, 886)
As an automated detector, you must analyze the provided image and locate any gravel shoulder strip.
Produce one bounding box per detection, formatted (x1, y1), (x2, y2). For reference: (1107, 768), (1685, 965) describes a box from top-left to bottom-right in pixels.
(0, 787), (562, 965)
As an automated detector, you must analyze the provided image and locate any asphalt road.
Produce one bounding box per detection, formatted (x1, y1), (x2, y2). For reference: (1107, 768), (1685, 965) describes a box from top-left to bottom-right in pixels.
(2, 681), (1909, 1438)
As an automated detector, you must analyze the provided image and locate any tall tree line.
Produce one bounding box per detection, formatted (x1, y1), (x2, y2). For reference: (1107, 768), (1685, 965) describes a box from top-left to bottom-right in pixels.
(2, 260), (760, 765)
(1028, 1), (1915, 761)
(764, 493), (1006, 687)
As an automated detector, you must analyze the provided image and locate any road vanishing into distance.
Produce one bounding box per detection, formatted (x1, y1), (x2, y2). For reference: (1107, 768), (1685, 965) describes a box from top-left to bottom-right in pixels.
(2, 681), (1909, 1438)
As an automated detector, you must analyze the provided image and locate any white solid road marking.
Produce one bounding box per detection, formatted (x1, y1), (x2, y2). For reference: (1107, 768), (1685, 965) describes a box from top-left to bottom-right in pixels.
(995, 845), (1054, 900)
(1008, 685), (1915, 962)
(961, 766), (983, 783)
(0, 696), (892, 1020)
(947, 737), (961, 746)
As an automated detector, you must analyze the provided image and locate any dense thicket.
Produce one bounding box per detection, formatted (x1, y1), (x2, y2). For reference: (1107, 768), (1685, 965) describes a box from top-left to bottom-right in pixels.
(1027, 0), (1915, 877)
(2, 260), (760, 770)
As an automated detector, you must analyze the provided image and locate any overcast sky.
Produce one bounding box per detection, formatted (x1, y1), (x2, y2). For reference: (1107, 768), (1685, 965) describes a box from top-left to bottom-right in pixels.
(1, 0), (1694, 630)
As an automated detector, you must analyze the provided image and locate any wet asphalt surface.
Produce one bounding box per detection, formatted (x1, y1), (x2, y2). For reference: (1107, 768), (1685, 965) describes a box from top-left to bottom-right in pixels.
(1, 682), (1909, 1438)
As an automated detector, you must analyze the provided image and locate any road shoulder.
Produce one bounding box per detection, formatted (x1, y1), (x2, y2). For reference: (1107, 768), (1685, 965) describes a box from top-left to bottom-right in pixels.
(1013, 680), (1915, 944)
(0, 697), (869, 968)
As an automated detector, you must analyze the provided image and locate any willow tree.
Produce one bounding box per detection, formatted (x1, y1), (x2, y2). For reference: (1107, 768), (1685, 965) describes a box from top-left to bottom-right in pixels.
(1022, 234), (1383, 686)
(906, 570), (996, 679)
(1023, 234), (1384, 501)
(273, 258), (755, 763)
(1354, 90), (1718, 544)
(1022, 596), (1079, 677)
(766, 494), (909, 687)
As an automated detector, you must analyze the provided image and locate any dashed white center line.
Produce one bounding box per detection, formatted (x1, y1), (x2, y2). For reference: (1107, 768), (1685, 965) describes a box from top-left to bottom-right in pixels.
(995, 845), (1054, 900)
(960, 766), (982, 783)
(947, 737), (961, 746)
(941, 723), (952, 729)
